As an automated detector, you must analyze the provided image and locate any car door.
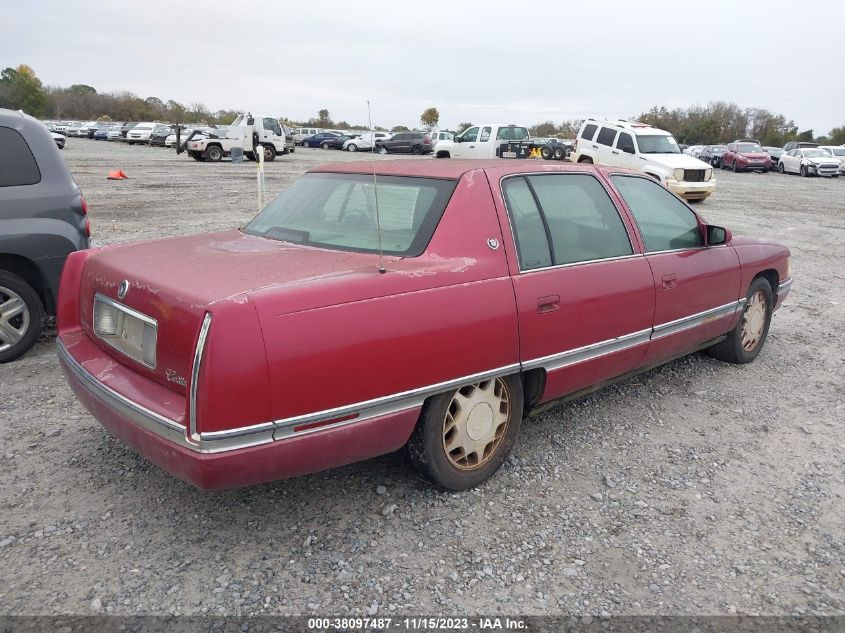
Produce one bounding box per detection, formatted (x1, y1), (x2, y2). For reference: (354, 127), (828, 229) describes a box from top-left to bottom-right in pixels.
(613, 131), (638, 170)
(452, 127), (479, 159)
(593, 126), (619, 165)
(498, 172), (655, 403)
(609, 174), (741, 366)
(474, 126), (493, 158)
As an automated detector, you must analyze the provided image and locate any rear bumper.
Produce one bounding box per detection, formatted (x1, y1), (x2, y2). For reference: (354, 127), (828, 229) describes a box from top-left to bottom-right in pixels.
(57, 338), (419, 489)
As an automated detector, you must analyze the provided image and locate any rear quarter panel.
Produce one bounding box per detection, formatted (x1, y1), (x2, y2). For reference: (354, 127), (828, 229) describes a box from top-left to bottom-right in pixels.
(250, 169), (521, 422)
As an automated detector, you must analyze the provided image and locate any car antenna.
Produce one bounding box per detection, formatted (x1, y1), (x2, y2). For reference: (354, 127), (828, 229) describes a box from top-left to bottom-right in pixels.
(367, 100), (386, 274)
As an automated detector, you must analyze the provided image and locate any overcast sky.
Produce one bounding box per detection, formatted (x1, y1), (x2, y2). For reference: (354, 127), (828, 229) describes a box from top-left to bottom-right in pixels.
(4, 1), (843, 134)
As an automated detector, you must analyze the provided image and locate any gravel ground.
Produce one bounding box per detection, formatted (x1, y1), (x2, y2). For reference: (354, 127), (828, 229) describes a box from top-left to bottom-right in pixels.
(0, 140), (843, 618)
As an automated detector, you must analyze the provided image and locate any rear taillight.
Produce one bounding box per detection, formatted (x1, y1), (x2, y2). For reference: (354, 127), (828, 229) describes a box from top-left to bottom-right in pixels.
(80, 196), (88, 215)
(85, 217), (91, 237)
(424, 135), (431, 144)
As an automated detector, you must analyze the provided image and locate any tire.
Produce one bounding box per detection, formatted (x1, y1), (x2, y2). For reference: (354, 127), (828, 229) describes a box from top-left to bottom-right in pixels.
(321, 142), (330, 149)
(0, 271), (45, 363)
(405, 374), (523, 490)
(301, 141), (310, 148)
(378, 146), (388, 155)
(541, 146), (553, 160)
(206, 145), (223, 162)
(127, 142), (134, 146)
(707, 278), (773, 365)
(779, 162), (785, 174)
(800, 165), (807, 177)
(347, 143), (358, 152)
(244, 151), (255, 161)
(263, 144), (276, 162)
(553, 147), (565, 160)
(411, 144), (423, 155)
(732, 160), (739, 172)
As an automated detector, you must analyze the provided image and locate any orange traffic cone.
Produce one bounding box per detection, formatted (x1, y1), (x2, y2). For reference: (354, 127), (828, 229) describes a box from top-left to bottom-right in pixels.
(107, 170), (129, 180)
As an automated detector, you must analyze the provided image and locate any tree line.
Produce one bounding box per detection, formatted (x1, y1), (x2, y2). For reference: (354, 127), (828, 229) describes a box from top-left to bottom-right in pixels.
(2, 64), (842, 145)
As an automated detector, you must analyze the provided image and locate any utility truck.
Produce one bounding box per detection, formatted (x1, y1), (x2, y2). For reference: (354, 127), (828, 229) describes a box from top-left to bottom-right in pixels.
(177, 114), (288, 162)
(436, 124), (550, 159)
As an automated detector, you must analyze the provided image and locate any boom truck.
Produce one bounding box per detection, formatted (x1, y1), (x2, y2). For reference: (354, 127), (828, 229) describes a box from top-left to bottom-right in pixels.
(176, 113), (289, 162)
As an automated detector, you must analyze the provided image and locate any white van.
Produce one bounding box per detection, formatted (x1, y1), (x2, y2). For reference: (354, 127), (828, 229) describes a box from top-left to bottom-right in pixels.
(293, 128), (322, 144)
(572, 119), (716, 202)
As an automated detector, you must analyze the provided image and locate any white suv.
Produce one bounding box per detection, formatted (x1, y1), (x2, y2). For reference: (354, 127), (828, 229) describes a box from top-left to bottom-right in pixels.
(572, 119), (716, 202)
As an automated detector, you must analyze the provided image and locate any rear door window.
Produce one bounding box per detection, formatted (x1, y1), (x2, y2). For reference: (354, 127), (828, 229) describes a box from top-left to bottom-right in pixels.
(502, 174), (633, 269)
(596, 127), (617, 146)
(0, 127), (41, 187)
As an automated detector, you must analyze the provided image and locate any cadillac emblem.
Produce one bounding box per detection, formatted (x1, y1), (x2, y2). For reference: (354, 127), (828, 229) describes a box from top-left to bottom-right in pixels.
(117, 280), (130, 300)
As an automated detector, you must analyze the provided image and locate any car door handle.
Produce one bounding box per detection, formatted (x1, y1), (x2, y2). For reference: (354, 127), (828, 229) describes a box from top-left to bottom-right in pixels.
(537, 295), (560, 313)
(612, 150), (619, 155)
(468, 145), (475, 148)
(592, 145), (599, 149)
(662, 274), (677, 289)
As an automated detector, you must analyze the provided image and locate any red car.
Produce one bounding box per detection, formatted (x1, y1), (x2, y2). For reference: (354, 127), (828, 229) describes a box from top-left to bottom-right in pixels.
(721, 140), (773, 173)
(57, 161), (792, 490)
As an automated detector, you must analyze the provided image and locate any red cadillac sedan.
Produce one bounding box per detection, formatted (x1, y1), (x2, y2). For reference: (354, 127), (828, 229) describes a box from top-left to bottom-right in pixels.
(57, 160), (792, 490)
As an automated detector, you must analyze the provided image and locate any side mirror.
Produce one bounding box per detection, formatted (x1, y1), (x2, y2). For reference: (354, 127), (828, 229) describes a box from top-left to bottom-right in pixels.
(622, 144), (635, 154)
(454, 136), (462, 143)
(706, 225), (731, 246)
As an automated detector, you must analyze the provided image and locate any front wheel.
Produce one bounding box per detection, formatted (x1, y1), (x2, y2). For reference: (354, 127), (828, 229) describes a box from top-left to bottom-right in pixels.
(707, 278), (773, 364)
(732, 160), (739, 172)
(301, 141), (310, 148)
(800, 165), (808, 177)
(321, 142), (330, 149)
(347, 143), (358, 152)
(0, 271), (45, 363)
(405, 374), (523, 490)
(263, 144), (276, 162)
(779, 162), (785, 174)
(541, 146), (553, 160)
(377, 145), (388, 155)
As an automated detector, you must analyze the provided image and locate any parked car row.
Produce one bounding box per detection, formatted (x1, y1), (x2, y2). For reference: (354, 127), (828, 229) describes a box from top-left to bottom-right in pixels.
(682, 139), (843, 177)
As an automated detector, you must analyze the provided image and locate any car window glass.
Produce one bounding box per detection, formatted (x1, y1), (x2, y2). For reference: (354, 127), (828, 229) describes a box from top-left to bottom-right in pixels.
(480, 127), (491, 142)
(596, 127), (617, 147)
(501, 178), (552, 270)
(526, 175), (633, 265)
(461, 127), (479, 142)
(496, 126), (529, 141)
(246, 173), (457, 257)
(611, 175), (704, 252)
(580, 124), (598, 141)
(0, 127), (42, 187)
(615, 132), (634, 151)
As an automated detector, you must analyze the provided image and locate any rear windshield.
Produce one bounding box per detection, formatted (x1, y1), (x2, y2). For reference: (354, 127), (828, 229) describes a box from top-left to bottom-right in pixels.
(244, 173), (458, 256)
(496, 126), (529, 141)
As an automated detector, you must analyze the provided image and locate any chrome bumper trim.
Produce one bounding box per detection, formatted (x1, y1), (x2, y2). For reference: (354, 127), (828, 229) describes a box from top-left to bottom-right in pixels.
(778, 278), (793, 294)
(651, 300), (742, 340)
(522, 328), (652, 372)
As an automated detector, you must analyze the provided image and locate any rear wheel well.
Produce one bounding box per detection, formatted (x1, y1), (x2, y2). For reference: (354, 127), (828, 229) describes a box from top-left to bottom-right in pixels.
(0, 254), (51, 314)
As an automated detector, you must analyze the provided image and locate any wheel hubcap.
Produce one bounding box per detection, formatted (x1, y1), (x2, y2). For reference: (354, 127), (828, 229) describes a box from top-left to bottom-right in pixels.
(442, 379), (510, 470)
(740, 290), (767, 352)
(0, 286), (30, 352)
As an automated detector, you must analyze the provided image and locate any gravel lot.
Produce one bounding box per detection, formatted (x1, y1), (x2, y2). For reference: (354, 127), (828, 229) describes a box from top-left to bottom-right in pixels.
(0, 140), (843, 618)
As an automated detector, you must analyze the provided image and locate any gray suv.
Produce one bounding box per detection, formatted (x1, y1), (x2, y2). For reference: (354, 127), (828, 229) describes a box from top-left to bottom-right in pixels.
(0, 108), (90, 362)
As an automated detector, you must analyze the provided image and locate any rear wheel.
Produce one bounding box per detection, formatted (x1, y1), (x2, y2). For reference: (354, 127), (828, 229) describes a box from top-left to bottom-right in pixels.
(263, 144), (276, 162)
(553, 147), (565, 160)
(347, 143), (358, 152)
(411, 144), (423, 155)
(707, 278), (773, 364)
(405, 374), (523, 490)
(0, 271), (44, 363)
(778, 162), (785, 174)
(378, 145), (388, 155)
(541, 146), (553, 160)
(206, 145), (223, 162)
(301, 141), (310, 148)
(321, 142), (330, 149)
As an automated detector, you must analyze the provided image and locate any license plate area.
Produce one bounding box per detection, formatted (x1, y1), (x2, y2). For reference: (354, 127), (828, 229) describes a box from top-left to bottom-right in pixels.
(93, 293), (158, 369)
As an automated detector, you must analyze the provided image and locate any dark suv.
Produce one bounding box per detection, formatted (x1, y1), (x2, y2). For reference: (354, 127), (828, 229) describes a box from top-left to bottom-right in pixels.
(376, 132), (433, 155)
(0, 108), (90, 362)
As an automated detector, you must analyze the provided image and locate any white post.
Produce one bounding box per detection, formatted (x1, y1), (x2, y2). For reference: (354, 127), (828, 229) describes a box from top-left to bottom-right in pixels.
(256, 143), (265, 212)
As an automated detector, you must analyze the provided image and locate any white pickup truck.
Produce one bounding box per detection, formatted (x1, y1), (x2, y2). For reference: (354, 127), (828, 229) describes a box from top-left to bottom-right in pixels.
(178, 114), (288, 162)
(435, 124), (545, 159)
